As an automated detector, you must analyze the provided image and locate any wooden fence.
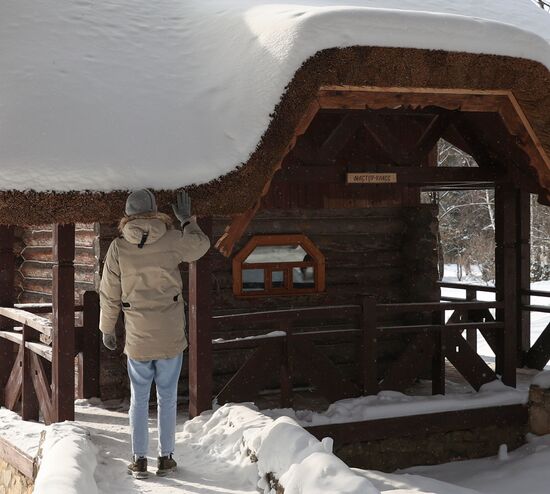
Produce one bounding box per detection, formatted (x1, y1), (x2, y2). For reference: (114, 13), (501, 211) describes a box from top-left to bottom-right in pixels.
(212, 292), (511, 407)
(0, 291), (99, 424)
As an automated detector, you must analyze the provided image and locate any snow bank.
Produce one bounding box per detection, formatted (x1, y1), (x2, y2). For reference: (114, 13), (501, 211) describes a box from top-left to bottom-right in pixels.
(34, 423), (98, 494)
(182, 403), (377, 494)
(0, 407), (45, 457)
(265, 381), (527, 427)
(1, 1), (549, 192)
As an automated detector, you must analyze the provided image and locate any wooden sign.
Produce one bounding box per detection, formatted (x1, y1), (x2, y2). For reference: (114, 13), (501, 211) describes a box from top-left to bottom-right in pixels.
(347, 173), (397, 184)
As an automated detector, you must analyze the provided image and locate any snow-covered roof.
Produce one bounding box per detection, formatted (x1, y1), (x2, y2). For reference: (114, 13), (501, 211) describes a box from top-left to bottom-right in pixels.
(1, 1), (550, 223)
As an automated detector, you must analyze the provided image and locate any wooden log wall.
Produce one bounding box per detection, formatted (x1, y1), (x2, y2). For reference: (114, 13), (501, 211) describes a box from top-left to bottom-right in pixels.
(15, 224), (95, 304)
(206, 206), (439, 394)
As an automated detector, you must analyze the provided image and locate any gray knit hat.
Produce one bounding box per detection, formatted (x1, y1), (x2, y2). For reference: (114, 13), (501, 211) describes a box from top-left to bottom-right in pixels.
(125, 189), (157, 216)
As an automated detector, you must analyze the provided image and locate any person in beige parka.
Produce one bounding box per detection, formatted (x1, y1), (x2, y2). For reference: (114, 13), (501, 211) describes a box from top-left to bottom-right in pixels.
(99, 189), (210, 479)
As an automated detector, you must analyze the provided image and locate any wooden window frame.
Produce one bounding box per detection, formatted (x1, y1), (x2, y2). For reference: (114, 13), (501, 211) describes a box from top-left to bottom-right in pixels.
(232, 234), (325, 297)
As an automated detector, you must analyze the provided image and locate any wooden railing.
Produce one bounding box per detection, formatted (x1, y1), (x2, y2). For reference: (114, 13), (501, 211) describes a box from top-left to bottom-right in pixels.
(0, 291), (99, 424)
(522, 288), (550, 369)
(211, 295), (508, 406)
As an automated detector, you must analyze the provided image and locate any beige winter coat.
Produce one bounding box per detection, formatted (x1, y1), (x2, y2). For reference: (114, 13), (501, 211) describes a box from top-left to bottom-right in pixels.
(99, 213), (210, 361)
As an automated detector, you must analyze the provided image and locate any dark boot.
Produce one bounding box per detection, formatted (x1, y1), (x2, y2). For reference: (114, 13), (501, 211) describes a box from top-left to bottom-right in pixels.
(127, 456), (148, 479)
(156, 454), (177, 476)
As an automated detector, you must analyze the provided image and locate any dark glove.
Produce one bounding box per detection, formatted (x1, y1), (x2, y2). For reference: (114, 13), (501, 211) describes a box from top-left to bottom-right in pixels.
(102, 333), (117, 351)
(171, 190), (191, 225)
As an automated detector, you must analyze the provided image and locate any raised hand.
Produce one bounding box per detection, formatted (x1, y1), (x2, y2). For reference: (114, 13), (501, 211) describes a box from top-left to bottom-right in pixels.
(171, 190), (191, 224)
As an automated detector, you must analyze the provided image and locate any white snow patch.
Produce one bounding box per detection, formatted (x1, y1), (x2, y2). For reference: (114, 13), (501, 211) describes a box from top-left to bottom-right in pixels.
(34, 422), (98, 494)
(0, 407), (44, 457)
(264, 383), (527, 427)
(1, 1), (549, 192)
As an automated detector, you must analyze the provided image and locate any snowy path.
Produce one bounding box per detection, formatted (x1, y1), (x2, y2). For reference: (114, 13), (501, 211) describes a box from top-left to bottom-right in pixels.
(76, 402), (258, 494)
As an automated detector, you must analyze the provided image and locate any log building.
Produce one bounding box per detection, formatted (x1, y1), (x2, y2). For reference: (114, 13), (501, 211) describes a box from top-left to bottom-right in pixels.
(1, 0), (550, 468)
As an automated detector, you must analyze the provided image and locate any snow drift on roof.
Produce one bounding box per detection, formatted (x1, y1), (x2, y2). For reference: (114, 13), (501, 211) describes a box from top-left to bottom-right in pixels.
(1, 0), (549, 193)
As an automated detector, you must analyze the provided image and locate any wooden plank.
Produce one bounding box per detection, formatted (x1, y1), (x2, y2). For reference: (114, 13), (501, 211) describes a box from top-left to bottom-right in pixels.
(517, 190), (531, 362)
(495, 184), (518, 387)
(4, 344), (23, 410)
(305, 404), (527, 446)
(216, 341), (282, 405)
(378, 321), (503, 334)
(0, 435), (35, 479)
(25, 341), (52, 362)
(318, 113), (365, 162)
(432, 311), (445, 395)
(292, 338), (361, 402)
(0, 225), (16, 407)
(212, 305), (361, 331)
(22, 325), (40, 421)
(78, 291), (100, 399)
(445, 332), (497, 391)
(378, 301), (502, 313)
(30, 353), (54, 425)
(0, 330), (23, 345)
(189, 217), (213, 418)
(362, 297), (378, 395)
(0, 308), (52, 337)
(52, 223), (76, 422)
(380, 332), (434, 391)
(524, 321), (550, 370)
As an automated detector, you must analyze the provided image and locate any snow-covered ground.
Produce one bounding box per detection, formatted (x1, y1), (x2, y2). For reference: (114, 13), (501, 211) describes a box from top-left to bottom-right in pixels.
(9, 398), (547, 494)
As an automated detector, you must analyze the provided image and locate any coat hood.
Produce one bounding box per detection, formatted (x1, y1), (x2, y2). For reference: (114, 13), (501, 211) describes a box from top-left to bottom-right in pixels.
(119, 212), (173, 245)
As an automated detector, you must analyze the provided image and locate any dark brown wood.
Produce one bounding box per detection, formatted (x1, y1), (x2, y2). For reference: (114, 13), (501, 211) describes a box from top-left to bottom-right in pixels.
(274, 164), (502, 185)
(319, 114), (365, 163)
(216, 341), (282, 405)
(280, 321), (293, 408)
(0, 435), (35, 479)
(305, 404), (527, 446)
(78, 291), (100, 399)
(189, 217), (213, 418)
(4, 344), (23, 410)
(445, 332), (497, 391)
(524, 321), (550, 370)
(465, 288), (478, 351)
(30, 353), (55, 425)
(52, 223), (76, 422)
(0, 226), (15, 407)
(517, 190), (531, 362)
(21, 325), (39, 421)
(431, 311), (445, 395)
(380, 332), (434, 391)
(362, 297), (378, 395)
(495, 184), (518, 386)
(292, 338), (360, 402)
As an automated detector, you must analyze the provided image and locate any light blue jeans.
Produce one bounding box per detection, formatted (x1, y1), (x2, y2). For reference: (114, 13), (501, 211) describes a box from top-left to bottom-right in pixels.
(127, 353), (183, 457)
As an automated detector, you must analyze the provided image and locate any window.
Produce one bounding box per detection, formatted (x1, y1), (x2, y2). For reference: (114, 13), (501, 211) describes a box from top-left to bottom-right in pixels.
(232, 235), (325, 297)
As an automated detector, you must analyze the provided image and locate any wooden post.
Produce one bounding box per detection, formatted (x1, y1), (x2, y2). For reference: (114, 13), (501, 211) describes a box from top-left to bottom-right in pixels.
(362, 297), (378, 395)
(78, 291), (100, 399)
(517, 190), (531, 363)
(188, 218), (212, 419)
(431, 310), (445, 395)
(52, 223), (75, 422)
(495, 184), (517, 387)
(465, 288), (477, 352)
(280, 320), (293, 408)
(21, 325), (39, 421)
(0, 226), (15, 407)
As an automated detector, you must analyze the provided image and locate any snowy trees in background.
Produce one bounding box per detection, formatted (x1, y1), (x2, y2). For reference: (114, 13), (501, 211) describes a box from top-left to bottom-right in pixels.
(428, 141), (496, 283)
(428, 140), (550, 284)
